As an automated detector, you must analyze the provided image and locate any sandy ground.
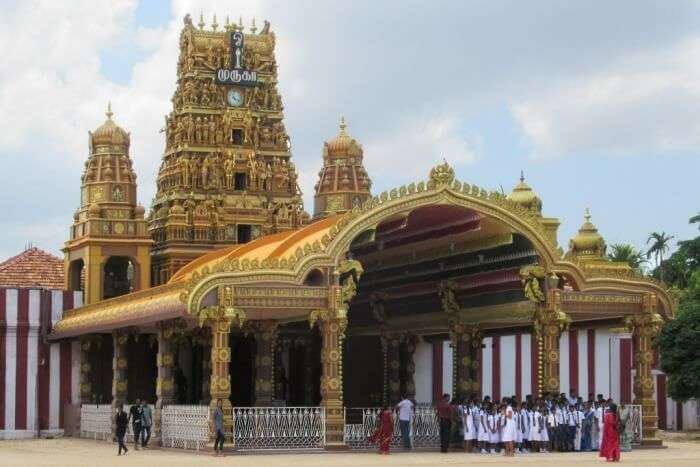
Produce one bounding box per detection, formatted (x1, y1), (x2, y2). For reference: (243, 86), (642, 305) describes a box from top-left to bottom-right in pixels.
(1, 438), (700, 467)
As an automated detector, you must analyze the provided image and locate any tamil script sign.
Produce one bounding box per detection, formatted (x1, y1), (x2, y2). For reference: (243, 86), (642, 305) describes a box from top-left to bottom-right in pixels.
(215, 31), (258, 87)
(216, 69), (257, 86)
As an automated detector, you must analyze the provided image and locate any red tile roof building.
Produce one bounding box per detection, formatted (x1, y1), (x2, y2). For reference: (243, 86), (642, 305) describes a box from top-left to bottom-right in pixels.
(0, 247), (65, 289)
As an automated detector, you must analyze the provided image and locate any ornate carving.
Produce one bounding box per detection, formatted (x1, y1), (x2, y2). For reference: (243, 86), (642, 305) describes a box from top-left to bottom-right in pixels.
(428, 160), (455, 188)
(520, 265), (546, 302)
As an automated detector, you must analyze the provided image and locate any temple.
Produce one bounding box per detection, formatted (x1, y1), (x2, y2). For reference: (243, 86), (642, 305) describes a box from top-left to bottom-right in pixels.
(43, 14), (675, 449)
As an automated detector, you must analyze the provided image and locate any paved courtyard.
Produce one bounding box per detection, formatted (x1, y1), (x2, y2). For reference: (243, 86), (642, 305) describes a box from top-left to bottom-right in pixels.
(1, 438), (700, 467)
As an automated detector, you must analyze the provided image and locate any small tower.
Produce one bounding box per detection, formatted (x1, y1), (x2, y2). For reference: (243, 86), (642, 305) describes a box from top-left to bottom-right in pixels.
(63, 104), (152, 305)
(313, 117), (372, 220)
(566, 208), (607, 260)
(507, 172), (560, 247)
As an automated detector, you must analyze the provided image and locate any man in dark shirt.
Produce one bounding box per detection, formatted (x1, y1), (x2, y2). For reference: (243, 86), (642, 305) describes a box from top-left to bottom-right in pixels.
(437, 393), (453, 453)
(128, 398), (143, 450)
(115, 404), (129, 456)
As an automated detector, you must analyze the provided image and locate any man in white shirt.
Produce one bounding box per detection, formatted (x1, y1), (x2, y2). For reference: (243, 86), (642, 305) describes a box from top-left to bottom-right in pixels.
(396, 395), (414, 449)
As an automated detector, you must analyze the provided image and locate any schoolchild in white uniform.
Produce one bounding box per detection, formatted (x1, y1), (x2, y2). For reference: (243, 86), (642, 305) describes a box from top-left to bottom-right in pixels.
(501, 402), (517, 457)
(519, 403), (530, 453)
(573, 405), (583, 451)
(462, 400), (478, 453)
(478, 404), (490, 454)
(488, 406), (499, 453)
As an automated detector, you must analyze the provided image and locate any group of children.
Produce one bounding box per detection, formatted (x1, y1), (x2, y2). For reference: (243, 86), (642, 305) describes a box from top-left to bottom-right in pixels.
(458, 392), (619, 455)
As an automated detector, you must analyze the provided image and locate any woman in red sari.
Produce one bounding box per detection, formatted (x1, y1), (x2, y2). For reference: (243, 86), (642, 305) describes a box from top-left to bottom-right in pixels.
(599, 403), (621, 462)
(369, 406), (394, 455)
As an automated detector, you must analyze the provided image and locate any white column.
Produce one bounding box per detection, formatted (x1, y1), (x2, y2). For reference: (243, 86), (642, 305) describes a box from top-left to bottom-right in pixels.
(26, 290), (41, 432)
(577, 329), (588, 396)
(521, 334), (532, 396)
(481, 337), (493, 399)
(413, 338), (433, 404)
(4, 290), (18, 431)
(559, 331), (570, 395)
(595, 329), (611, 398)
(442, 340), (453, 397)
(500, 335), (516, 398)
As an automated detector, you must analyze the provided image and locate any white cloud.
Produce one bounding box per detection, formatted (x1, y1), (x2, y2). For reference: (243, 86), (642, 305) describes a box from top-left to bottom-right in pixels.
(512, 36), (700, 158)
(364, 116), (481, 183)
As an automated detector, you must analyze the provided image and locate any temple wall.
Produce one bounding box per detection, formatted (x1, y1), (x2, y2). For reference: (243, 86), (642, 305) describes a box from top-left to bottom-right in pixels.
(413, 339), (432, 404)
(0, 288), (82, 439)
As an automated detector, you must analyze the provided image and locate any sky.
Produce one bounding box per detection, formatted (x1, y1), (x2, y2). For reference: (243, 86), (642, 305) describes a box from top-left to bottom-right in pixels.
(1, 0), (699, 266)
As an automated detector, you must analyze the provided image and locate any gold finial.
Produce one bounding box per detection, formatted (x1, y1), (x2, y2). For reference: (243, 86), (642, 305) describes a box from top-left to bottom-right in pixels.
(251, 17), (257, 34)
(198, 11), (205, 30)
(212, 14), (218, 31)
(106, 101), (113, 120)
(520, 170), (525, 182)
(339, 116), (348, 135)
(584, 207), (591, 223)
(238, 16), (243, 31)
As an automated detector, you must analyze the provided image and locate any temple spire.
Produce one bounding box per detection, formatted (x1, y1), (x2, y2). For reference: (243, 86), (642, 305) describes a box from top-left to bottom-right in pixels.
(520, 170), (525, 183)
(339, 116), (347, 136)
(584, 207), (591, 223)
(106, 101), (113, 120)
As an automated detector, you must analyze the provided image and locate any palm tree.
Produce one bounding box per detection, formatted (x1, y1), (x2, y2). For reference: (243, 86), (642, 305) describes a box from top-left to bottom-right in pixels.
(691, 213), (700, 230)
(607, 243), (648, 273)
(646, 231), (675, 282)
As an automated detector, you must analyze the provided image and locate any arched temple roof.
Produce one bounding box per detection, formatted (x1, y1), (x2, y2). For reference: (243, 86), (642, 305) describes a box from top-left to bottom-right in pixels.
(169, 214), (343, 283)
(50, 162), (677, 340)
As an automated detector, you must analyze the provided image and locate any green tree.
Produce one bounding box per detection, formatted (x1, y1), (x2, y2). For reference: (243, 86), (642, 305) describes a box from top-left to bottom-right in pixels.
(654, 271), (700, 401)
(607, 243), (647, 273)
(690, 212), (700, 230)
(646, 232), (675, 282)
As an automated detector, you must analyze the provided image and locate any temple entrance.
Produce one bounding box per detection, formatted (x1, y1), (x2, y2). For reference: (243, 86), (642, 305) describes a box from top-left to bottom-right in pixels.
(230, 333), (255, 406)
(342, 204), (540, 405)
(103, 256), (134, 299)
(275, 325), (322, 406)
(86, 334), (113, 404)
(126, 334), (157, 403)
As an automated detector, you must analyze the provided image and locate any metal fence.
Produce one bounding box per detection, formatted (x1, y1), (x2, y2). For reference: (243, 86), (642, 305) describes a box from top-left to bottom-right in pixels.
(80, 404), (112, 441)
(161, 405), (210, 450)
(231, 407), (326, 450)
(344, 407), (440, 450)
(628, 404), (643, 445)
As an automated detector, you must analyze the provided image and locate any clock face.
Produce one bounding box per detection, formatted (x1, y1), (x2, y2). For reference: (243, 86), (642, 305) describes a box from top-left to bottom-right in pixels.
(227, 89), (243, 107)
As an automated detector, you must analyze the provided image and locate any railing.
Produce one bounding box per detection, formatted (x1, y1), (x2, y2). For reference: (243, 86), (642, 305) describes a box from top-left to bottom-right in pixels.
(344, 407), (440, 450)
(161, 405), (210, 450)
(231, 407), (326, 450)
(80, 404), (112, 441)
(628, 404), (643, 445)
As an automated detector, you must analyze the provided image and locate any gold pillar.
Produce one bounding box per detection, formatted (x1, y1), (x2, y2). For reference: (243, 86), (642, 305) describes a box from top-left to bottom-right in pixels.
(318, 314), (346, 447)
(208, 317), (233, 436)
(381, 333), (401, 405)
(111, 331), (128, 432)
(534, 290), (569, 395)
(402, 335), (418, 400)
(450, 323), (481, 401)
(155, 323), (176, 437)
(78, 336), (94, 403)
(252, 320), (278, 406)
(625, 294), (664, 443)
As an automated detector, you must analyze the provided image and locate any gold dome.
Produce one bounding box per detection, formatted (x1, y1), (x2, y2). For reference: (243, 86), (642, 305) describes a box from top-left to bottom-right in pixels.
(507, 171), (542, 214)
(90, 103), (130, 148)
(323, 117), (362, 157)
(567, 208), (606, 259)
(87, 203), (101, 218)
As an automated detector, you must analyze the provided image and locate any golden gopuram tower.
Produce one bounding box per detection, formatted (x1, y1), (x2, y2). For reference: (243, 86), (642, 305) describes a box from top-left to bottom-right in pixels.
(63, 104), (152, 305)
(149, 15), (308, 285)
(313, 117), (372, 220)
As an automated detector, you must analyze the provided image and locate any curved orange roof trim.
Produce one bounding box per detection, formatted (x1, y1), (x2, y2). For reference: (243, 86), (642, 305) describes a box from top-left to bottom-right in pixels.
(269, 215), (341, 258)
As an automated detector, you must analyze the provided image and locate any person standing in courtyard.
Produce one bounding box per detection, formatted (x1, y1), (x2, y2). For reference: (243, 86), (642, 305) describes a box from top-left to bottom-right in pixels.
(599, 403), (621, 462)
(140, 400), (152, 448)
(128, 398), (143, 450)
(369, 405), (394, 455)
(212, 399), (226, 457)
(115, 404), (129, 456)
(619, 403), (633, 452)
(437, 393), (453, 453)
(396, 395), (414, 450)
